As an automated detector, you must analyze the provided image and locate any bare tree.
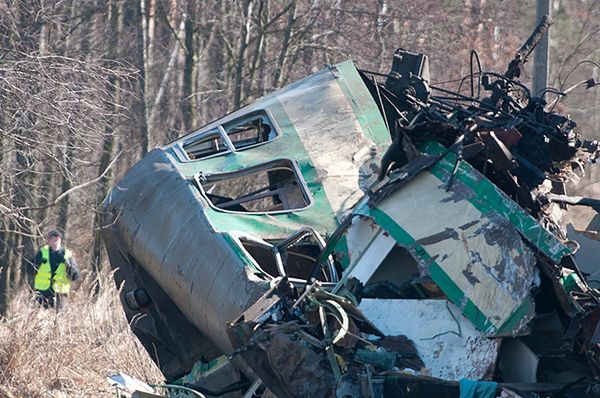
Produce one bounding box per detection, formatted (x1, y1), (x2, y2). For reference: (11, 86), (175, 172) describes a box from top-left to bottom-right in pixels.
(0, 2), (132, 310)
(1, 0), (596, 316)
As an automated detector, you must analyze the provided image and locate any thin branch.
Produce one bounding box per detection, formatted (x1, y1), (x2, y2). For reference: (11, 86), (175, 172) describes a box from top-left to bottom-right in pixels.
(1, 150), (122, 215)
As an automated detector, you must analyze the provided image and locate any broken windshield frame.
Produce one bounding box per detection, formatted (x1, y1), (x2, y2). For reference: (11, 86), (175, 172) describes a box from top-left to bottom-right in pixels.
(229, 231), (339, 285)
(193, 159), (313, 215)
(176, 110), (280, 161)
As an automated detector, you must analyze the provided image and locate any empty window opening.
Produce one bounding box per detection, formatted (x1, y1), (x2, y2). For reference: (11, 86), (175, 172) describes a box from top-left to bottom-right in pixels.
(237, 229), (339, 283)
(280, 244), (322, 280)
(182, 111), (278, 160)
(223, 113), (276, 150)
(183, 131), (229, 160)
(275, 228), (338, 282)
(198, 160), (310, 213)
(362, 244), (445, 299)
(241, 240), (279, 277)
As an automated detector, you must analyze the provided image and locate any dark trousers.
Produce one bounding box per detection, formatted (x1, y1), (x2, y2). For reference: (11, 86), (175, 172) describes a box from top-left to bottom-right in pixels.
(35, 290), (67, 309)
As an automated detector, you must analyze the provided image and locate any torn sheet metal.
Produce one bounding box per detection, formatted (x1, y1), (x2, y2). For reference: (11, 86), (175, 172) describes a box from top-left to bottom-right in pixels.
(357, 167), (539, 336)
(102, 60), (391, 380)
(175, 356), (242, 398)
(227, 279), (337, 398)
(102, 149), (270, 359)
(497, 339), (539, 383)
(275, 62), (387, 218)
(360, 299), (500, 380)
(227, 279), (427, 398)
(108, 373), (156, 396)
(418, 141), (572, 262)
(104, 17), (600, 397)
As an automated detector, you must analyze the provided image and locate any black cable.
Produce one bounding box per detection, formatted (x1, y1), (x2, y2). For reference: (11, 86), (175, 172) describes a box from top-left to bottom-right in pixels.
(550, 59), (600, 112)
(470, 50), (482, 98)
(372, 76), (390, 133)
(482, 71), (532, 100)
(358, 68), (393, 79)
(431, 83), (567, 145)
(558, 60), (600, 94)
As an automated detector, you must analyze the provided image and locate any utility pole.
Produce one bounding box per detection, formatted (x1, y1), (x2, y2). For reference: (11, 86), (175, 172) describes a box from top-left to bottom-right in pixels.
(533, 0), (551, 97)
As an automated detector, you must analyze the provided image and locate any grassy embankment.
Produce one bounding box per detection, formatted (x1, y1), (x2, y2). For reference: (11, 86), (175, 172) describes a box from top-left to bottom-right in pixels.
(0, 273), (163, 397)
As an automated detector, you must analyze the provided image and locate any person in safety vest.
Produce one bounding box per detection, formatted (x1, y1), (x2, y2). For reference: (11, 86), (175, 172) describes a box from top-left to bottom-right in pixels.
(32, 230), (80, 308)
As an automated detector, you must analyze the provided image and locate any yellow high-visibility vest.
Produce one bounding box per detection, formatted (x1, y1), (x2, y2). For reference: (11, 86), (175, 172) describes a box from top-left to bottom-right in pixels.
(34, 245), (72, 294)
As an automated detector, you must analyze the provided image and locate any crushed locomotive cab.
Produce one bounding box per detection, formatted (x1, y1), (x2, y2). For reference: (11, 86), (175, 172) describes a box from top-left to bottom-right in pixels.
(104, 18), (600, 398)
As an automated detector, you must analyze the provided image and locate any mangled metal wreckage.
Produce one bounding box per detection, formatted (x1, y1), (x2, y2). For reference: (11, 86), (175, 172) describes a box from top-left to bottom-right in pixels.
(103, 23), (600, 398)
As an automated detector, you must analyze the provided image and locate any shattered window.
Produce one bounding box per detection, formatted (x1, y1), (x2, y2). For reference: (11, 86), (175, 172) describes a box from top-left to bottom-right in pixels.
(236, 229), (339, 282)
(182, 111), (278, 160)
(240, 239), (280, 277)
(197, 160), (311, 213)
(241, 239), (319, 280)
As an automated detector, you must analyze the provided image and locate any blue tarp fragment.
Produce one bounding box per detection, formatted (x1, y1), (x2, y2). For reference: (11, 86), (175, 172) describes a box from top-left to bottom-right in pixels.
(459, 379), (498, 398)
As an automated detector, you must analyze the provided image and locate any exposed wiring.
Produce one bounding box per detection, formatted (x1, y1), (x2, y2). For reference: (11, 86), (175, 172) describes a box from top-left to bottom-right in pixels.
(431, 76), (472, 85)
(325, 307), (376, 347)
(558, 59), (600, 94)
(537, 87), (566, 98)
(359, 68), (393, 79)
(549, 59), (600, 112)
(372, 75), (390, 134)
(482, 71), (532, 100)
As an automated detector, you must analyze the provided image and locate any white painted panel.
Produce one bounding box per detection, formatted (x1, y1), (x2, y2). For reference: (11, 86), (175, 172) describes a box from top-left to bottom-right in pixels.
(345, 215), (381, 263)
(345, 230), (396, 283)
(360, 299), (500, 381)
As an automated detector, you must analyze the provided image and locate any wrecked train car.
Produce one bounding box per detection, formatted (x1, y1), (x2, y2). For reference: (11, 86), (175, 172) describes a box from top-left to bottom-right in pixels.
(103, 20), (600, 398)
(102, 60), (390, 392)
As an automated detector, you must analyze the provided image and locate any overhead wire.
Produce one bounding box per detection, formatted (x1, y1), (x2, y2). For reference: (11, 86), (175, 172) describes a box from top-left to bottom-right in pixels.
(549, 59), (600, 112)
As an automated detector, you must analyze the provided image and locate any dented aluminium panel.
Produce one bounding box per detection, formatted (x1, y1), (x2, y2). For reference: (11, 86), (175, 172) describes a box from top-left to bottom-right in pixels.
(169, 61), (389, 240)
(104, 24), (600, 395)
(362, 159), (539, 336)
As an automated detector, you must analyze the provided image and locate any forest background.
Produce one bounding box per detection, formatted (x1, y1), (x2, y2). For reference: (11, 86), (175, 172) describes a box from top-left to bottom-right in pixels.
(0, 0), (599, 396)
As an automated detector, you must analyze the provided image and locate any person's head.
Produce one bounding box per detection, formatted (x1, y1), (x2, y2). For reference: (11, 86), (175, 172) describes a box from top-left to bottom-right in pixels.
(46, 230), (63, 251)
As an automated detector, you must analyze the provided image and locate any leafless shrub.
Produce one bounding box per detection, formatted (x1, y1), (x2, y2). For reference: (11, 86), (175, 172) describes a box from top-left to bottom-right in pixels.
(0, 272), (163, 397)
(0, 52), (133, 222)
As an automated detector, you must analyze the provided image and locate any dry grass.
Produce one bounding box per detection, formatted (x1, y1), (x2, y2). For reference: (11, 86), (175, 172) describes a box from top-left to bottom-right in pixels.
(0, 272), (164, 397)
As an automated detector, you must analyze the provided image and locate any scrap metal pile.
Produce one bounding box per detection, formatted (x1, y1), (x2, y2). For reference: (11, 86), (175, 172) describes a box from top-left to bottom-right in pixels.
(224, 19), (600, 397)
(104, 17), (600, 398)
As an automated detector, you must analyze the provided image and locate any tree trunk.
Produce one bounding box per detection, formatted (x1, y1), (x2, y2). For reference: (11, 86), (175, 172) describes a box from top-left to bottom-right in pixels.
(135, 0), (150, 155)
(182, 7), (194, 132)
(147, 15), (186, 147)
(7, 137), (35, 311)
(272, 1), (296, 89)
(91, 0), (122, 273)
(148, 0), (157, 76)
(233, 0), (254, 109)
(57, 3), (96, 233)
(0, 230), (17, 313)
(246, 0), (266, 99)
